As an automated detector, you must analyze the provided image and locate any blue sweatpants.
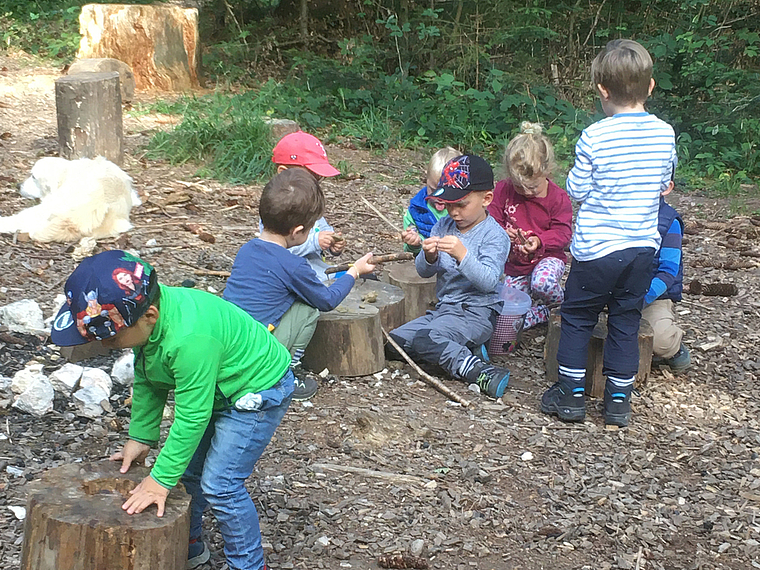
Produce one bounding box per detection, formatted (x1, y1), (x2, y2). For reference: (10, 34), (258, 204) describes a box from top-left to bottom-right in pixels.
(557, 247), (654, 379)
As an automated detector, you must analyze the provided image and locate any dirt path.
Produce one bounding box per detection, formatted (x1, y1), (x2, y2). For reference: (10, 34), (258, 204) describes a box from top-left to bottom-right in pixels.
(0, 54), (759, 570)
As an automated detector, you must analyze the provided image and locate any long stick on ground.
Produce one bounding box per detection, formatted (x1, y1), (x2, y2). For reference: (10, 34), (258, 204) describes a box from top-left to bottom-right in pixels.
(381, 327), (471, 407)
(311, 463), (428, 485)
(325, 252), (414, 275)
(360, 196), (403, 232)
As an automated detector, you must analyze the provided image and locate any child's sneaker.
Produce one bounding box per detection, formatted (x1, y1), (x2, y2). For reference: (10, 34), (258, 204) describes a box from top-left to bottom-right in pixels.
(653, 342), (691, 372)
(292, 367), (319, 401)
(187, 538), (210, 569)
(465, 361), (510, 398)
(540, 382), (586, 422)
(603, 384), (632, 427)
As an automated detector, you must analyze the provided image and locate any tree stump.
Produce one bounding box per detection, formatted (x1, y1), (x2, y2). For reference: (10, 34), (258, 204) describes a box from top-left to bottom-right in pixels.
(387, 262), (437, 323)
(544, 309), (654, 398)
(68, 58), (136, 103)
(349, 279), (406, 331)
(55, 72), (123, 165)
(78, 3), (201, 92)
(21, 460), (191, 570)
(302, 297), (384, 377)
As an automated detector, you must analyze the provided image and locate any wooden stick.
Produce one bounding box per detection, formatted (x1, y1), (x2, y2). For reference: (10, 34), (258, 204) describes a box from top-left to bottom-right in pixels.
(193, 268), (231, 277)
(381, 327), (471, 407)
(325, 252), (414, 275)
(311, 463), (427, 485)
(360, 196), (402, 232)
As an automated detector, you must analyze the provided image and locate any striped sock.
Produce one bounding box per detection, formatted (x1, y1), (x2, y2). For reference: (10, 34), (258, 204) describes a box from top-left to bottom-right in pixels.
(457, 355), (481, 380)
(290, 349), (305, 369)
(558, 365), (586, 398)
(607, 375), (634, 401)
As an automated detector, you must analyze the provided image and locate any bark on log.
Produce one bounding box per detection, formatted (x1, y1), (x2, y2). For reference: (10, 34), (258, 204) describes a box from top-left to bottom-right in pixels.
(303, 297), (384, 376)
(388, 262), (437, 323)
(347, 279), (406, 331)
(21, 460), (191, 570)
(55, 72), (123, 165)
(78, 4), (201, 92)
(544, 309), (654, 399)
(325, 252), (414, 275)
(68, 58), (135, 102)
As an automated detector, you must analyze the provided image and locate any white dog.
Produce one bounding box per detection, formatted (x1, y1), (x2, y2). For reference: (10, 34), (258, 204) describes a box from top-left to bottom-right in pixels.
(0, 156), (141, 243)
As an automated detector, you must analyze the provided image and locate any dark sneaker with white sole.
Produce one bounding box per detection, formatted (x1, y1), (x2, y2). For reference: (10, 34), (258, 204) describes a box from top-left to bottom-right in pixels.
(187, 539), (210, 569)
(540, 382), (586, 422)
(603, 384), (632, 427)
(292, 370), (319, 401)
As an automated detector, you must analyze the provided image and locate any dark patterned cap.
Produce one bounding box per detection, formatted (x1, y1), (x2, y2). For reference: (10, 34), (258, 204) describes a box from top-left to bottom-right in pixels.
(428, 154), (494, 202)
(50, 250), (158, 346)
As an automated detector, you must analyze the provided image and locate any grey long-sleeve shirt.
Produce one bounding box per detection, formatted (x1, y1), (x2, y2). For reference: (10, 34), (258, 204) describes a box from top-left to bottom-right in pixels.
(416, 214), (510, 308)
(258, 216), (335, 281)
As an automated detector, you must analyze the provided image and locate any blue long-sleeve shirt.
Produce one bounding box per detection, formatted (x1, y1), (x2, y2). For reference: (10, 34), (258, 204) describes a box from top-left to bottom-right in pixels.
(416, 215), (510, 309)
(224, 238), (355, 328)
(644, 217), (683, 305)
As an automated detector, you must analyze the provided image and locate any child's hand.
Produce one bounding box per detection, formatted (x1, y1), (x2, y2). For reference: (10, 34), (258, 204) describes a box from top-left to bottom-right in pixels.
(520, 235), (541, 254)
(351, 252), (377, 276)
(318, 230), (337, 252)
(505, 227), (519, 241)
(122, 475), (170, 517)
(422, 237), (439, 263)
(437, 235), (467, 262)
(401, 227), (422, 247)
(110, 439), (151, 473)
(329, 233), (346, 254)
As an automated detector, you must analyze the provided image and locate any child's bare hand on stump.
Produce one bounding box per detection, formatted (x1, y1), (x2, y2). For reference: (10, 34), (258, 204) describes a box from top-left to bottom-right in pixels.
(437, 235), (467, 262)
(110, 439), (150, 473)
(122, 475), (170, 517)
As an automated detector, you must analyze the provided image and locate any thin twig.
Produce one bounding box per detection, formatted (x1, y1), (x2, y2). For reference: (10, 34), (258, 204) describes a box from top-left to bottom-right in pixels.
(381, 327), (470, 407)
(360, 196), (402, 232)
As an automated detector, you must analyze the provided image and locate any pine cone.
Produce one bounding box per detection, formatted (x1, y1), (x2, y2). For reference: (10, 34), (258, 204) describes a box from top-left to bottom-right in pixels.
(377, 553), (430, 569)
(688, 280), (738, 296)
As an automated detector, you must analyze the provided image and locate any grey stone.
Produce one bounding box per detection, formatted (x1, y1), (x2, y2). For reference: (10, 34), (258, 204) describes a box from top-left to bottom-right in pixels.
(0, 299), (45, 334)
(11, 363), (46, 394)
(12, 376), (54, 416)
(111, 352), (134, 386)
(72, 384), (109, 418)
(80, 367), (112, 397)
(49, 363), (83, 395)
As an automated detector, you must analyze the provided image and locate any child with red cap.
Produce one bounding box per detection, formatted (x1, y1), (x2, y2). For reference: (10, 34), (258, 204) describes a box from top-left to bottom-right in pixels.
(267, 131), (345, 281)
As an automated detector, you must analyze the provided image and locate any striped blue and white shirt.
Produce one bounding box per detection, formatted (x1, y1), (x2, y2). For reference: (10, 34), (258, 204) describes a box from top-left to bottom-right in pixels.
(566, 112), (677, 261)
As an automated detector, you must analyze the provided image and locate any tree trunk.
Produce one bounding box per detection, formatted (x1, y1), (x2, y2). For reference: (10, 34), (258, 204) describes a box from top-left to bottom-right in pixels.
(21, 460), (191, 570)
(299, 0), (309, 44)
(78, 4), (202, 92)
(388, 262), (437, 323)
(351, 279), (406, 332)
(55, 72), (123, 165)
(303, 298), (385, 377)
(544, 309), (654, 398)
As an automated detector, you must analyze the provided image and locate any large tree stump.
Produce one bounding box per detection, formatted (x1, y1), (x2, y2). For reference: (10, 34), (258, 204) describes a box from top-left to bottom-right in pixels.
(349, 279), (405, 331)
(544, 309), (654, 398)
(387, 262), (437, 323)
(21, 460), (191, 570)
(55, 72), (123, 165)
(78, 4), (201, 92)
(68, 58), (136, 103)
(303, 297), (384, 377)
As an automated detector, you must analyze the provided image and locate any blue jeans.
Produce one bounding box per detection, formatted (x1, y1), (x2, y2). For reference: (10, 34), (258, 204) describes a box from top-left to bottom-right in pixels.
(181, 371), (294, 570)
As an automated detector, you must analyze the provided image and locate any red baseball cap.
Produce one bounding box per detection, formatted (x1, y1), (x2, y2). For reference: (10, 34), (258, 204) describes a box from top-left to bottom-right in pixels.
(272, 131), (341, 178)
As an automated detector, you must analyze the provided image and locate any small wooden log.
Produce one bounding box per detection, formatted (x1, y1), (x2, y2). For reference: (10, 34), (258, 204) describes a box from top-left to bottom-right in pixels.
(544, 309), (654, 399)
(303, 297), (384, 377)
(388, 262), (437, 322)
(21, 460), (191, 570)
(55, 72), (123, 165)
(349, 279), (406, 331)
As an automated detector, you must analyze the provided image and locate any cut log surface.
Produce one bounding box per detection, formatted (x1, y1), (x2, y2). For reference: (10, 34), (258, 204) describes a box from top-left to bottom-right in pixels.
(68, 57), (136, 102)
(55, 72), (123, 165)
(544, 309), (654, 398)
(348, 279), (406, 331)
(387, 262), (437, 323)
(78, 4), (201, 92)
(21, 460), (191, 570)
(303, 297), (384, 377)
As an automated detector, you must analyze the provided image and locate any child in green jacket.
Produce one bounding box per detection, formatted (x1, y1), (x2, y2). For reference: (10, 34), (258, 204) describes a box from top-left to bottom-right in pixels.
(51, 249), (291, 570)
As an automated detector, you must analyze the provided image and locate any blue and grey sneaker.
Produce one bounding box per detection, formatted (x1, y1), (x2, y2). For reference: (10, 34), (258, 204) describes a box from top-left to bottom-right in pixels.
(187, 538), (210, 569)
(653, 342), (692, 373)
(473, 344), (490, 363)
(465, 361), (510, 398)
(540, 382), (586, 422)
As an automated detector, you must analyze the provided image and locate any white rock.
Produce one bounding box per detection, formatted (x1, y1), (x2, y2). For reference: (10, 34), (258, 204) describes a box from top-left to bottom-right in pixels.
(11, 363), (46, 394)
(8, 506), (26, 520)
(80, 367), (113, 397)
(410, 539), (425, 556)
(316, 536), (331, 547)
(521, 451), (534, 461)
(111, 353), (135, 386)
(13, 376), (54, 416)
(145, 238), (158, 247)
(6, 465), (24, 477)
(0, 375), (11, 393)
(0, 299), (45, 334)
(163, 404), (174, 420)
(49, 363), (83, 395)
(72, 385), (109, 417)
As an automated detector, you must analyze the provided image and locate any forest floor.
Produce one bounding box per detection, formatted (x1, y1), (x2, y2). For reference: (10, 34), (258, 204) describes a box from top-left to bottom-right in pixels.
(1, 53), (759, 570)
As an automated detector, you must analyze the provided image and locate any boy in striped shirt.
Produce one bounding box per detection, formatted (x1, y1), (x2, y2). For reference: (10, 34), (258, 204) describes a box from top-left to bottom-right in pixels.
(541, 39), (677, 427)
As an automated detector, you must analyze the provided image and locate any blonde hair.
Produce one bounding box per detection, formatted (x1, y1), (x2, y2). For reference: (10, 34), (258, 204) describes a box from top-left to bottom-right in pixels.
(427, 146), (460, 189)
(591, 39), (653, 105)
(504, 122), (555, 188)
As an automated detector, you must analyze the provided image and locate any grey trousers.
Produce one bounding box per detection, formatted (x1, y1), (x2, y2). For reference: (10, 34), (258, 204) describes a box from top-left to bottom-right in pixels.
(389, 303), (496, 378)
(272, 301), (320, 355)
